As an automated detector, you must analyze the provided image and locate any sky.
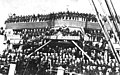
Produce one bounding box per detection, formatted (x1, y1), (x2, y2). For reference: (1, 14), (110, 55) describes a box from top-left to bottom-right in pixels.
(0, 0), (120, 27)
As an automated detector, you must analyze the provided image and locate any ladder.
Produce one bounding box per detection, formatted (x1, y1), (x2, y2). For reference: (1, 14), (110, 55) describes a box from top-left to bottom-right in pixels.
(89, 0), (120, 63)
(105, 0), (120, 32)
(97, 0), (120, 45)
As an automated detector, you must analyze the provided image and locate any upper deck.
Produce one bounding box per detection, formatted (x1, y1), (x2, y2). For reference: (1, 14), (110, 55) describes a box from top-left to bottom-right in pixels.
(5, 20), (111, 30)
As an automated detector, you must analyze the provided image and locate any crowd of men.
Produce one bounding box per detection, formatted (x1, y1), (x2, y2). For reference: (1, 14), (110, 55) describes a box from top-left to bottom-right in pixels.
(0, 27), (120, 75)
(4, 11), (99, 24)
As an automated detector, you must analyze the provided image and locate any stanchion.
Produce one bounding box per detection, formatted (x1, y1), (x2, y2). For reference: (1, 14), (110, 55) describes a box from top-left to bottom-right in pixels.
(8, 64), (16, 75)
(57, 66), (64, 75)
